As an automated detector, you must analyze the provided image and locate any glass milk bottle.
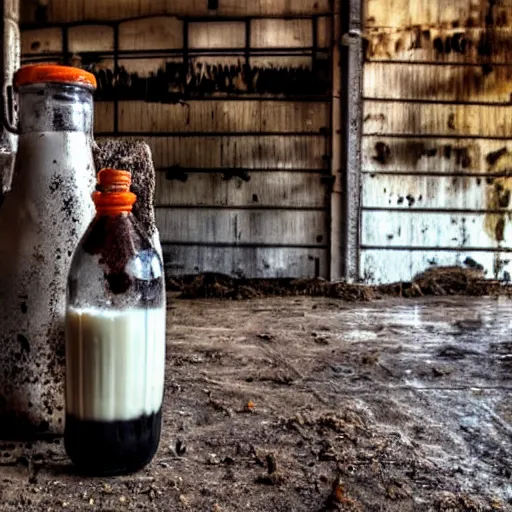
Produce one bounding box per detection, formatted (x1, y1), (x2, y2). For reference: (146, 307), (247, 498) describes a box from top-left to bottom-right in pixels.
(64, 168), (166, 476)
(0, 65), (96, 436)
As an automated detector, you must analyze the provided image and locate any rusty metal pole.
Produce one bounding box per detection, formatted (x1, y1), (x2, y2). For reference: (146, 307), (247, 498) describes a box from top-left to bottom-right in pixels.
(340, 0), (363, 282)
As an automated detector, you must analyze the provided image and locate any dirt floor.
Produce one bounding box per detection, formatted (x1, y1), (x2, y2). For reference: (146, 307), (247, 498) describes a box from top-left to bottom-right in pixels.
(0, 295), (511, 511)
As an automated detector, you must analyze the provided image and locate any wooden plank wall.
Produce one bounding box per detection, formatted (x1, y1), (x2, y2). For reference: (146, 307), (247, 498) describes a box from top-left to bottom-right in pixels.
(362, 0), (512, 283)
(20, 1), (335, 279)
(21, 0), (331, 21)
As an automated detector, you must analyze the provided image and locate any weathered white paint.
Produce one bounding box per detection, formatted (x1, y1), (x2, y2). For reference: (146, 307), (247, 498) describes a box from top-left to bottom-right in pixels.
(362, 211), (512, 249)
(360, 0), (512, 283)
(361, 249), (511, 283)
(362, 174), (512, 211)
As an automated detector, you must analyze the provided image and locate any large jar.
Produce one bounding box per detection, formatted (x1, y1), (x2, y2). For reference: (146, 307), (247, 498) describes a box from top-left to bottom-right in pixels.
(64, 168), (166, 476)
(0, 65), (97, 436)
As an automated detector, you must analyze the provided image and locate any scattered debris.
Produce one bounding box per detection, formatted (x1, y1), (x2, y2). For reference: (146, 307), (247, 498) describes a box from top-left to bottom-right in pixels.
(208, 397), (233, 417)
(244, 401), (256, 413)
(208, 453), (220, 466)
(361, 352), (380, 365)
(169, 267), (512, 302)
(175, 439), (187, 457)
(255, 453), (284, 486)
(324, 476), (363, 511)
(435, 492), (489, 512)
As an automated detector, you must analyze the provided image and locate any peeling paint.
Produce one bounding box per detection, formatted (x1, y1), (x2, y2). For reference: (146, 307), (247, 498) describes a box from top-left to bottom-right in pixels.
(484, 150), (512, 243)
(362, 1), (512, 283)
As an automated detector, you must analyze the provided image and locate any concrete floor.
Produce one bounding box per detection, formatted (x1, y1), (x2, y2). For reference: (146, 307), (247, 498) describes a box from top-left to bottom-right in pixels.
(0, 296), (511, 511)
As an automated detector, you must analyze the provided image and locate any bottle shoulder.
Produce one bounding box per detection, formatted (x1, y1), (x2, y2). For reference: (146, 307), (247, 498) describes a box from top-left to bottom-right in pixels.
(68, 213), (164, 310)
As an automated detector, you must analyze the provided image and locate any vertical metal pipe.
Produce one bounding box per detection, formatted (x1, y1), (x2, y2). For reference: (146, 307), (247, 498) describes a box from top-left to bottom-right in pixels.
(0, 0), (20, 196)
(340, 0), (363, 282)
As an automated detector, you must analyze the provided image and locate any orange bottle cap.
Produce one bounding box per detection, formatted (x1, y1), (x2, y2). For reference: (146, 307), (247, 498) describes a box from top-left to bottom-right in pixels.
(14, 64), (97, 90)
(97, 169), (132, 189)
(93, 169), (136, 215)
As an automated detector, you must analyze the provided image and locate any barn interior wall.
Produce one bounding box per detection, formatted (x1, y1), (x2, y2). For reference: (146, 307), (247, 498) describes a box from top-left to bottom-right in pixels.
(20, 0), (337, 279)
(362, 0), (512, 283)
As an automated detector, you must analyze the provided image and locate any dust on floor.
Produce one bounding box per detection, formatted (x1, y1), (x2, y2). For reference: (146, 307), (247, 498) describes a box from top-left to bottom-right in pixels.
(0, 296), (511, 511)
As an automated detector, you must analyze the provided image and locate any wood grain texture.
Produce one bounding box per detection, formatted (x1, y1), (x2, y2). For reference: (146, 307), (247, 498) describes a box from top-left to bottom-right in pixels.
(117, 100), (329, 133)
(365, 27), (512, 65)
(363, 101), (512, 137)
(364, 62), (512, 104)
(94, 102), (115, 133)
(21, 28), (62, 55)
(251, 19), (313, 48)
(317, 17), (332, 48)
(119, 17), (183, 50)
(68, 25), (115, 53)
(366, 0), (512, 29)
(94, 135), (327, 169)
(189, 22), (245, 49)
(163, 245), (327, 278)
(155, 172), (328, 208)
(23, 0), (331, 23)
(19, 0), (334, 282)
(156, 209), (327, 246)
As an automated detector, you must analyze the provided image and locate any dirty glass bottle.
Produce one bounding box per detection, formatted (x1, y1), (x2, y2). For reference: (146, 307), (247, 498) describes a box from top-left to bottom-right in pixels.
(64, 168), (166, 476)
(0, 65), (97, 436)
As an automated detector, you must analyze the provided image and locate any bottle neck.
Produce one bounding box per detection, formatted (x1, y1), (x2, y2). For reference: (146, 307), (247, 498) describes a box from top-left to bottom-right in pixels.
(95, 210), (132, 218)
(17, 83), (94, 134)
(93, 190), (137, 216)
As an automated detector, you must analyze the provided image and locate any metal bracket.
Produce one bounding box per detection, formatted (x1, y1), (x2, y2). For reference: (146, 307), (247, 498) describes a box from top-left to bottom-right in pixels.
(341, 29), (364, 46)
(3, 84), (18, 134)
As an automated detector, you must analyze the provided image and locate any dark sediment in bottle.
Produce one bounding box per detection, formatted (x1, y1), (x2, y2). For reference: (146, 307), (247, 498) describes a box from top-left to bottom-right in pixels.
(65, 409), (162, 476)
